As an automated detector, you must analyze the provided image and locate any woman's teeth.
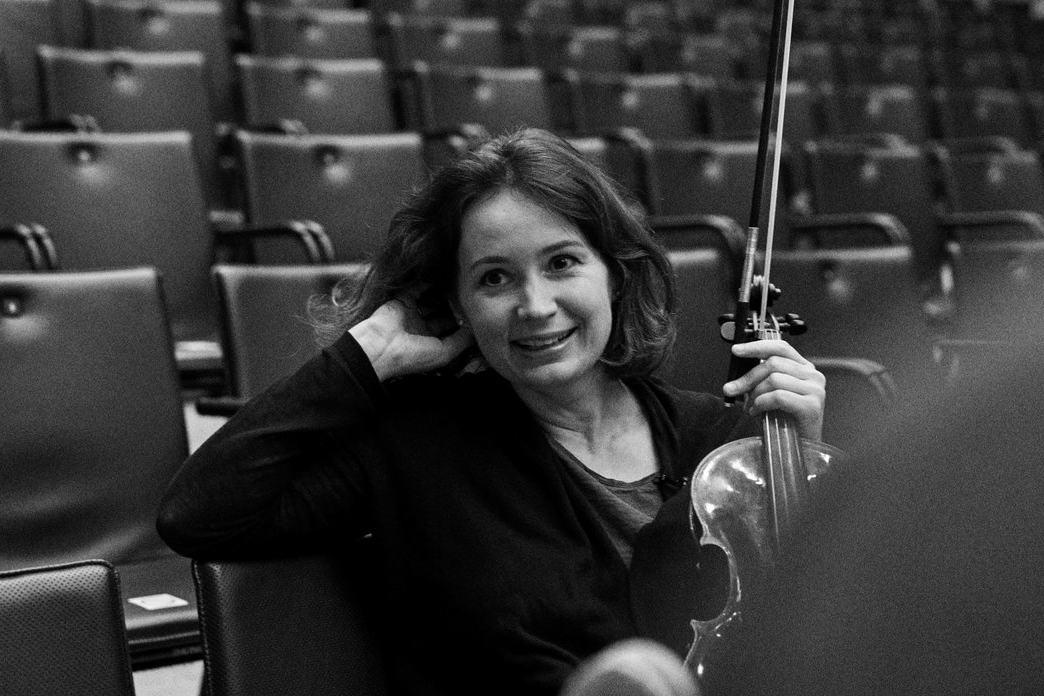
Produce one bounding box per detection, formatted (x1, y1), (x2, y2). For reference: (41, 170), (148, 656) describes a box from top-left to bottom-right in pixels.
(515, 329), (573, 350)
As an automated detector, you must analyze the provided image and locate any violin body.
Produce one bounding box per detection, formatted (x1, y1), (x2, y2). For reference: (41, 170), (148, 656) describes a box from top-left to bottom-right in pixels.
(683, 434), (846, 689)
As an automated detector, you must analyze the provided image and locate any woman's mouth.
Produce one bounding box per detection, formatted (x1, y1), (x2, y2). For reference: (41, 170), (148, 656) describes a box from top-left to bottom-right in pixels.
(512, 328), (575, 352)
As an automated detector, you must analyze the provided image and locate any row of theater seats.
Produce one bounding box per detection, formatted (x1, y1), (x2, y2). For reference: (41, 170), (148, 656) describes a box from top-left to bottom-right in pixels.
(0, 550), (384, 695)
(3, 125), (1042, 342)
(19, 43), (1044, 147)
(4, 0), (1044, 128)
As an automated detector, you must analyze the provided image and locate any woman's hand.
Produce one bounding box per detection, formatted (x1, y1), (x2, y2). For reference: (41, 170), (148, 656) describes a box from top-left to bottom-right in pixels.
(723, 339), (826, 442)
(349, 298), (473, 381)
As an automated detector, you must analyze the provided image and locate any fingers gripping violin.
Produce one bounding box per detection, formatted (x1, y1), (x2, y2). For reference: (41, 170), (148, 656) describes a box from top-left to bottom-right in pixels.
(681, 0), (846, 688)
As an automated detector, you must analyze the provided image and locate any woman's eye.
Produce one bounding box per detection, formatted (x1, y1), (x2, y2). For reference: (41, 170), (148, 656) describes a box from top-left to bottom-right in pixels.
(479, 269), (509, 287)
(549, 254), (579, 272)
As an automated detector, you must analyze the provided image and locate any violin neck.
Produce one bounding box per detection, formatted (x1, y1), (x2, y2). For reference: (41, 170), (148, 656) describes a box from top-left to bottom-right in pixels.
(756, 329), (810, 549)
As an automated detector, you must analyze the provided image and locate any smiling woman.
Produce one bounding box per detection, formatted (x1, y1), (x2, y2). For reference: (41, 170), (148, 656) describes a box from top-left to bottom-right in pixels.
(157, 128), (827, 696)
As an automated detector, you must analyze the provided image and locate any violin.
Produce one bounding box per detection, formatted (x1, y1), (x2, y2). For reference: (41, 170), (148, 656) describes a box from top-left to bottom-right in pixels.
(681, 0), (846, 689)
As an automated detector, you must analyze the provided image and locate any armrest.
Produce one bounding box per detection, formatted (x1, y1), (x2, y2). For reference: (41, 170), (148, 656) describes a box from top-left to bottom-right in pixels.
(0, 224), (45, 269)
(648, 213), (746, 262)
(11, 114), (99, 133)
(211, 220), (334, 264)
(195, 395), (249, 417)
(937, 210), (1044, 241)
(787, 212), (911, 246)
(808, 354), (899, 406)
(0, 223), (59, 270)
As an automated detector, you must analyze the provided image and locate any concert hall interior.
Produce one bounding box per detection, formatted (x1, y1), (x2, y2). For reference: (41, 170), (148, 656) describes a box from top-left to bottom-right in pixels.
(3, 0), (1044, 695)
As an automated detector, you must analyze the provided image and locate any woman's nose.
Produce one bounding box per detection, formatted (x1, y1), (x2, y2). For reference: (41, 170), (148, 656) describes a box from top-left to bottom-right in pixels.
(516, 276), (556, 319)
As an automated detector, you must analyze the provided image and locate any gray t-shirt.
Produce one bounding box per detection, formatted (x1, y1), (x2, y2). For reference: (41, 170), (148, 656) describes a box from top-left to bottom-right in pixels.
(548, 437), (664, 567)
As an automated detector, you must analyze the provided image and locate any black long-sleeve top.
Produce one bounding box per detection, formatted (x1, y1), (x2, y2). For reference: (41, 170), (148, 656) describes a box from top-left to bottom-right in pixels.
(157, 332), (755, 696)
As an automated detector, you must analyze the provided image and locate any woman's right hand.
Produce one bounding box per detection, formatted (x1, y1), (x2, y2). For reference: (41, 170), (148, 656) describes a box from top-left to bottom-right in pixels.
(348, 298), (473, 381)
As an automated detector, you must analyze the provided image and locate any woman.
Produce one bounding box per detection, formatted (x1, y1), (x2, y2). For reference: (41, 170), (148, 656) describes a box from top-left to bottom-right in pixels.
(158, 128), (825, 695)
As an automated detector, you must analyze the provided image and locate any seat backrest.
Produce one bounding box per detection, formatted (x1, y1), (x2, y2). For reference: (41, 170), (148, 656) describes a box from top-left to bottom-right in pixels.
(824, 83), (932, 144)
(0, 0), (59, 122)
(515, 23), (630, 74)
(787, 40), (839, 88)
(247, 5), (377, 59)
(407, 63), (554, 134)
(236, 131), (429, 261)
(633, 31), (737, 78)
(0, 560), (136, 696)
(385, 14), (504, 69)
(86, 0), (235, 121)
(640, 137), (761, 224)
(836, 42), (930, 89)
(236, 55), (397, 134)
(704, 78), (821, 146)
(803, 138), (942, 285)
(0, 130), (217, 343)
(35, 45), (225, 207)
(568, 72), (702, 139)
(193, 549), (388, 696)
(948, 238), (1044, 340)
(368, 0), (467, 19)
(767, 246), (937, 389)
(931, 87), (1037, 147)
(0, 268), (189, 569)
(214, 263), (368, 397)
(936, 145), (1044, 217)
(930, 47), (1016, 90)
(658, 247), (736, 395)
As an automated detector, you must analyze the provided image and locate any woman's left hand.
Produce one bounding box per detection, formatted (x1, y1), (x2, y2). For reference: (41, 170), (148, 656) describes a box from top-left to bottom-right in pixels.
(723, 339), (826, 442)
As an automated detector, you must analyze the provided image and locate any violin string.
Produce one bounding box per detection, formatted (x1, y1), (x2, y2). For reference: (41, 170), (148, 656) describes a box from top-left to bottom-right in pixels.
(758, 0), (796, 325)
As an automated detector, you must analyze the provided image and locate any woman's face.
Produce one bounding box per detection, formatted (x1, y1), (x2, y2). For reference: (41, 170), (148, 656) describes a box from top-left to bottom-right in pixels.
(455, 189), (614, 396)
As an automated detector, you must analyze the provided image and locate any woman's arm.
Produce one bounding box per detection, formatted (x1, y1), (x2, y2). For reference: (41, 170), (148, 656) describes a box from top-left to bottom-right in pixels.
(156, 332), (388, 559)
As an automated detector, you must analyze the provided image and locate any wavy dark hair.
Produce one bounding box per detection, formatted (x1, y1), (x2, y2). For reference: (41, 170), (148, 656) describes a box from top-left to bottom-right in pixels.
(311, 127), (676, 378)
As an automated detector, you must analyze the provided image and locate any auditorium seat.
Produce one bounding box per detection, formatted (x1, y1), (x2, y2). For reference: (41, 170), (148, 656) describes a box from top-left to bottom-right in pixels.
(514, 22), (630, 74)
(246, 5), (376, 59)
(931, 87), (1039, 148)
(192, 547), (387, 696)
(821, 83), (932, 144)
(0, 130), (327, 375)
(0, 560), (137, 695)
(786, 40), (839, 88)
(203, 263), (367, 413)
(0, 0), (61, 122)
(236, 55), (398, 134)
(659, 247), (737, 395)
(766, 246), (939, 392)
(933, 141), (1044, 241)
(704, 78), (821, 147)
(947, 238), (1044, 341)
(930, 48), (1017, 90)
(0, 269), (203, 667)
(383, 14), (505, 70)
(836, 43), (930, 89)
(368, 0), (467, 20)
(235, 130), (429, 261)
(564, 71), (702, 140)
(402, 63), (556, 135)
(801, 137), (944, 288)
(636, 137), (771, 228)
(85, 0), (236, 122)
(34, 45), (230, 209)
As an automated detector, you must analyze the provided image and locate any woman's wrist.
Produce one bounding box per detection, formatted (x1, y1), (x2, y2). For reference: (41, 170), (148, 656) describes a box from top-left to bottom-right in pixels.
(348, 320), (397, 382)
